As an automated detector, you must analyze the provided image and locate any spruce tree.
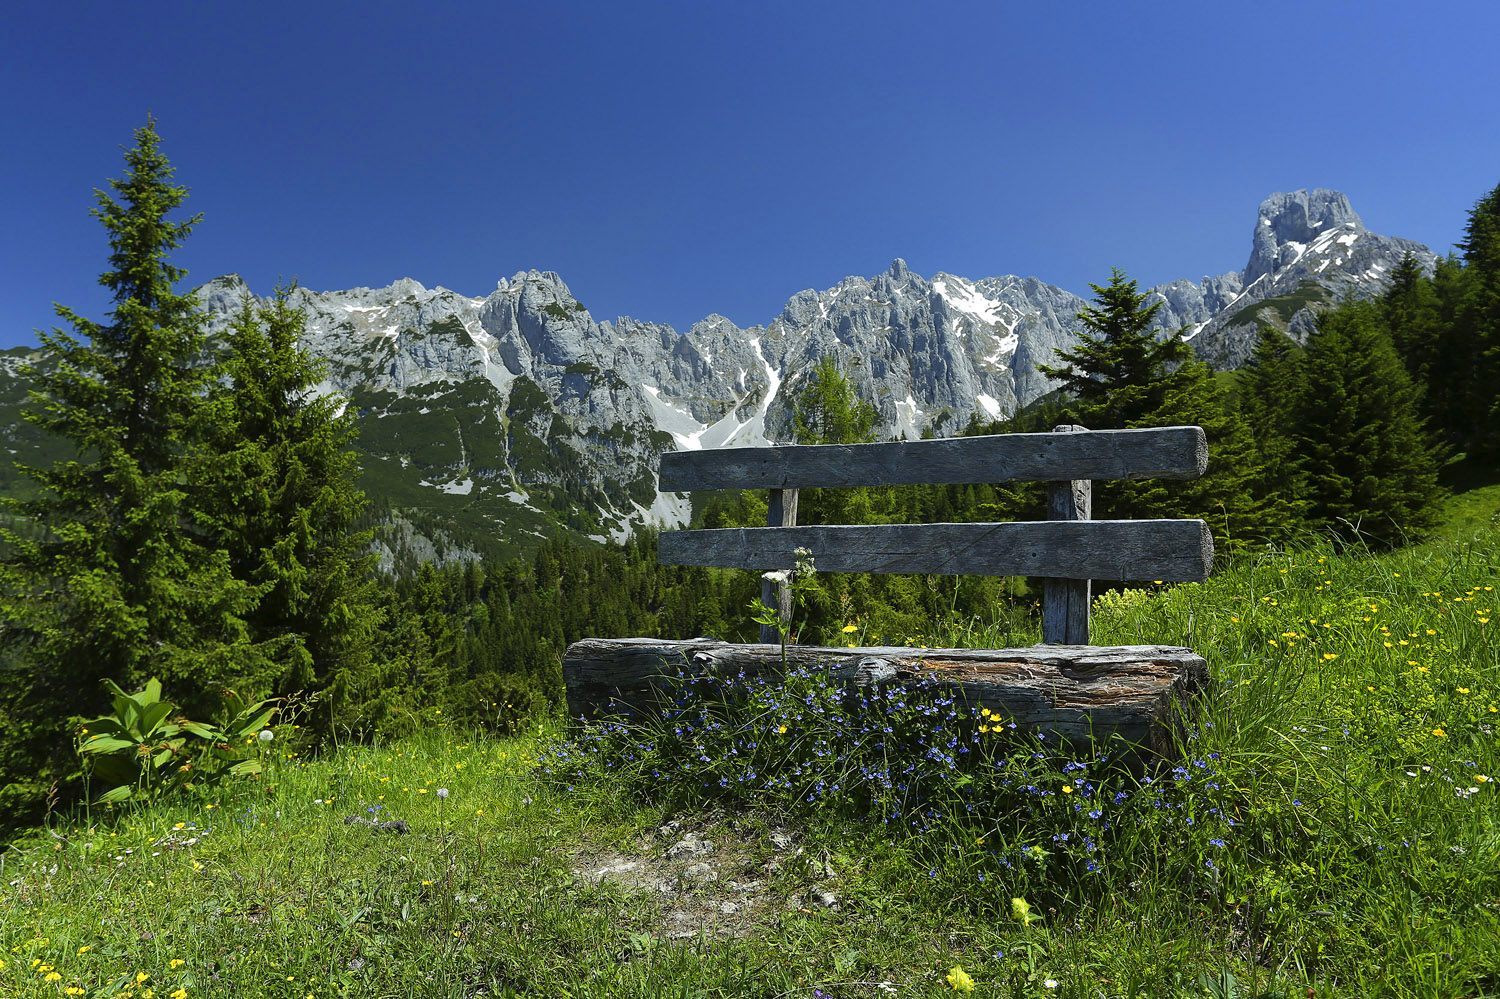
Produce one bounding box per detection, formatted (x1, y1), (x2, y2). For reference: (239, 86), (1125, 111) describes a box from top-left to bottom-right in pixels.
(789, 355), (880, 527)
(1292, 300), (1443, 544)
(1383, 252), (1440, 386)
(1235, 326), (1310, 536)
(195, 284), (382, 735)
(1038, 268), (1182, 427)
(1039, 268), (1271, 545)
(0, 119), (257, 820)
(1455, 182), (1500, 459)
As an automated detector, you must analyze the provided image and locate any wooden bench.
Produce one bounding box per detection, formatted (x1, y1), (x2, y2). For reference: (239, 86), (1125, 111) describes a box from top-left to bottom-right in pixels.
(562, 425), (1214, 755)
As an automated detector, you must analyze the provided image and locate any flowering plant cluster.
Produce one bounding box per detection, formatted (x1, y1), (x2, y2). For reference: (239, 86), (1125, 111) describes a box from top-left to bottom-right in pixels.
(544, 659), (1247, 909)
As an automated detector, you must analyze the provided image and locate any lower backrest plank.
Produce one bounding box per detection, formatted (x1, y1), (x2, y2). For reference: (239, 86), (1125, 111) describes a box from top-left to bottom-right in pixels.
(659, 520), (1213, 582)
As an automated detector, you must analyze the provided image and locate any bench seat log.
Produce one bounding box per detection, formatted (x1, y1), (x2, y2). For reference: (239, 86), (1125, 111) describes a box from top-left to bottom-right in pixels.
(659, 519), (1213, 583)
(562, 638), (1208, 757)
(658, 426), (1208, 492)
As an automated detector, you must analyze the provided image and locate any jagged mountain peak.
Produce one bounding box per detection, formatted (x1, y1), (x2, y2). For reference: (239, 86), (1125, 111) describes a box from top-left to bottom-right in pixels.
(1245, 189), (1366, 286)
(495, 269), (573, 296)
(1176, 188), (1438, 366)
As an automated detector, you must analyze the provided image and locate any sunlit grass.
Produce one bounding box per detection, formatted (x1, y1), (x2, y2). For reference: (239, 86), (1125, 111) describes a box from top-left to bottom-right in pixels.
(5, 531), (1499, 997)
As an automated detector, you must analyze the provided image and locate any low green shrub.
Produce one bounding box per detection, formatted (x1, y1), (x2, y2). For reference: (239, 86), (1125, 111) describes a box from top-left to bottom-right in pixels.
(77, 678), (277, 806)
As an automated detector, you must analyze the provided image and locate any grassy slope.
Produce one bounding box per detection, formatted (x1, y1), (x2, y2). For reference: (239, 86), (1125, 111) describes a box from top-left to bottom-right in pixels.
(4, 521), (1499, 998)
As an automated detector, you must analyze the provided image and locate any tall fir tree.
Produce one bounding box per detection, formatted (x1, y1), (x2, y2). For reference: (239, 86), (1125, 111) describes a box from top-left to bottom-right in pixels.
(1455, 182), (1500, 460)
(1234, 326), (1311, 535)
(1382, 251), (1441, 387)
(1038, 269), (1270, 546)
(0, 119), (258, 822)
(195, 284), (383, 736)
(1037, 268), (1182, 427)
(1291, 300), (1443, 544)
(789, 355), (880, 527)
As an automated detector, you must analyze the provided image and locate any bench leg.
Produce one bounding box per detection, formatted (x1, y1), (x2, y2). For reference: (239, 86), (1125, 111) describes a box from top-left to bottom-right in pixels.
(1043, 426), (1092, 644)
(760, 487), (800, 644)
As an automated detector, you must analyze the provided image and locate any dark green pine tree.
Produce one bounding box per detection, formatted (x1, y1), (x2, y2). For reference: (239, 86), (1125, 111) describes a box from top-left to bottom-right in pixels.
(0, 119), (259, 820)
(195, 283), (383, 735)
(1292, 300), (1444, 545)
(788, 354), (881, 528)
(1454, 182), (1500, 459)
(1383, 252), (1441, 386)
(1038, 268), (1270, 546)
(1038, 268), (1185, 427)
(1235, 326), (1311, 535)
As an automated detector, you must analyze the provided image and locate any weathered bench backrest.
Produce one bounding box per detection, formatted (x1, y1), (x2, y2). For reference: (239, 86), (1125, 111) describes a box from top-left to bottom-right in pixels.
(657, 425), (1212, 645)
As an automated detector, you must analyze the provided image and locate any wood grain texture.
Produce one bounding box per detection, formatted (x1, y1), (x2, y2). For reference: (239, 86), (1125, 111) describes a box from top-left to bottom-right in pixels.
(658, 426), (1208, 492)
(1043, 425), (1093, 644)
(562, 637), (1208, 755)
(759, 488), (799, 644)
(659, 520), (1213, 582)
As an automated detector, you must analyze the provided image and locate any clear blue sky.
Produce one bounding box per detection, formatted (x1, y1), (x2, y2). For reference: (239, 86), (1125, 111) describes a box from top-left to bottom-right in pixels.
(4, 1), (1497, 348)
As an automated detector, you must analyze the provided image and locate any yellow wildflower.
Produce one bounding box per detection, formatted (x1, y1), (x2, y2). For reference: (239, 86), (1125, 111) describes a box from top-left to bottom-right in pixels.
(841, 624), (858, 634)
(946, 966), (975, 992)
(1061, 785), (1073, 794)
(1432, 728), (1447, 738)
(170, 959), (185, 969)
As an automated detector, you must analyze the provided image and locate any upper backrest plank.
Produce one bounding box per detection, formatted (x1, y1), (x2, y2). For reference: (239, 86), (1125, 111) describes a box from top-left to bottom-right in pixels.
(657, 426), (1207, 492)
(657, 520), (1214, 582)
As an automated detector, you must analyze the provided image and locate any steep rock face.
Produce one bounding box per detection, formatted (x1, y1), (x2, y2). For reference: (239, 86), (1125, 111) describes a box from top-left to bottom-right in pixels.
(1244, 190), (1365, 287)
(1146, 271), (1244, 339)
(1186, 189), (1437, 366)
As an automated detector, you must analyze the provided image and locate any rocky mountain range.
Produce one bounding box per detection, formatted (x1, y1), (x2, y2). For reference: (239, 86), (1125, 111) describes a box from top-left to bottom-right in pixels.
(0, 189), (1438, 560)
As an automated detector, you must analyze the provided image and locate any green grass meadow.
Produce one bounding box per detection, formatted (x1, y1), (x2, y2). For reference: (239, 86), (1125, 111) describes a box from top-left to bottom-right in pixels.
(3, 527), (1498, 998)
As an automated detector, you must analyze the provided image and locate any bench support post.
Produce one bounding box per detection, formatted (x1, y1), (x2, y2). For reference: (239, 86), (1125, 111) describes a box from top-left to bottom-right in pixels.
(1043, 425), (1092, 644)
(760, 487), (800, 644)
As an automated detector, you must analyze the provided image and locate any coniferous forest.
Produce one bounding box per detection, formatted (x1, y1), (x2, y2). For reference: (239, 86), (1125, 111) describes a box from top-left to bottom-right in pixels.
(0, 119), (1496, 834)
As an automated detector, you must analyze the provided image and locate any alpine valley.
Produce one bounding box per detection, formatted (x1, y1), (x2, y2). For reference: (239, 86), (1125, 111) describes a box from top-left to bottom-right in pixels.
(0, 189), (1438, 561)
